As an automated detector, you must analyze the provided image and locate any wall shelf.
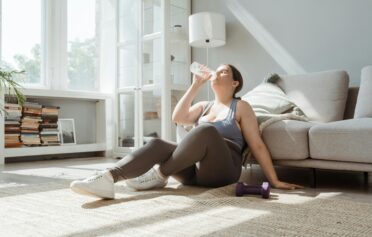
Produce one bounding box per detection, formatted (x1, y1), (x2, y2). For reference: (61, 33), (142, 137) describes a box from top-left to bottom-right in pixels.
(22, 89), (111, 101)
(5, 143), (106, 158)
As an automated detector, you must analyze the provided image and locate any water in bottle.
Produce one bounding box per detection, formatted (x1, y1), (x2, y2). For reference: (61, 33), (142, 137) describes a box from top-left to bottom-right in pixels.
(190, 62), (217, 80)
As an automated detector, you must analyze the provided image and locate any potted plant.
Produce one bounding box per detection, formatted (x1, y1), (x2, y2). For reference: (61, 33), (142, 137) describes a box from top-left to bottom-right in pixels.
(0, 68), (26, 114)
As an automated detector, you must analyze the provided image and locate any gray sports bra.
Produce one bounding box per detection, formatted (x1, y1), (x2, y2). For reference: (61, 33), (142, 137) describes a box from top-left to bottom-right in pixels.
(197, 99), (246, 151)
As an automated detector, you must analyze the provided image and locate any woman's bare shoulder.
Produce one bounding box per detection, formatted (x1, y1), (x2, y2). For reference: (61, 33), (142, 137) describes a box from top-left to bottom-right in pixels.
(236, 100), (255, 119)
(236, 100), (252, 110)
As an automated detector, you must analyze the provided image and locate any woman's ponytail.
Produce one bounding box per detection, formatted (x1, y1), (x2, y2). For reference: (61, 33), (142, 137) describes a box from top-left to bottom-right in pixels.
(228, 64), (243, 99)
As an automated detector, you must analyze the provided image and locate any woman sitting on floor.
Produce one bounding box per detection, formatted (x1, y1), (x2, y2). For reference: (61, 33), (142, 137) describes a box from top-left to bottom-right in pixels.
(70, 63), (302, 199)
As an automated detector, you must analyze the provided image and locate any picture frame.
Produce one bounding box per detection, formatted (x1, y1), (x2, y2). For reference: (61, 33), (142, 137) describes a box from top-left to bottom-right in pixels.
(58, 118), (77, 145)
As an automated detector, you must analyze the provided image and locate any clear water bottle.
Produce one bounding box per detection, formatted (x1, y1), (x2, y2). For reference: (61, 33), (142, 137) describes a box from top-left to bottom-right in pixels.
(190, 62), (217, 81)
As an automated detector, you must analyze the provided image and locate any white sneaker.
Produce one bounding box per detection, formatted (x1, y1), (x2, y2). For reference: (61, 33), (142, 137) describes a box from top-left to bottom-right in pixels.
(125, 167), (168, 190)
(70, 171), (115, 199)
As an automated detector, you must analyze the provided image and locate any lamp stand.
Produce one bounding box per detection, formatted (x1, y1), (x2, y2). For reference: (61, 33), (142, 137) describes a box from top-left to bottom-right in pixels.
(206, 46), (210, 100)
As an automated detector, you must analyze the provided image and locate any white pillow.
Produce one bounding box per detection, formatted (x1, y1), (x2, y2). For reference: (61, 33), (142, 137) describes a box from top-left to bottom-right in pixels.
(242, 82), (294, 115)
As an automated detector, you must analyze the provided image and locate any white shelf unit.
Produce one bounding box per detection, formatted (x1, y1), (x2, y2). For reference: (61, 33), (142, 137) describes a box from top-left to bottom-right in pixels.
(115, 0), (191, 157)
(1, 89), (111, 163)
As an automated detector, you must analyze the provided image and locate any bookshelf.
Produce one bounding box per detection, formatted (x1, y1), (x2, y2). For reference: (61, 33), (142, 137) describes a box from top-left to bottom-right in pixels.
(1, 89), (112, 165)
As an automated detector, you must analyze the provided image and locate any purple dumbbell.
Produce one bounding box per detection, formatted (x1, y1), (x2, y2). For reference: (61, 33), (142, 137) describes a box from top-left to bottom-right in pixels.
(235, 182), (270, 199)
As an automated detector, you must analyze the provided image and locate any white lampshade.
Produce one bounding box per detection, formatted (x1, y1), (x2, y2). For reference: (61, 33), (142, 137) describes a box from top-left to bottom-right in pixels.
(189, 12), (226, 48)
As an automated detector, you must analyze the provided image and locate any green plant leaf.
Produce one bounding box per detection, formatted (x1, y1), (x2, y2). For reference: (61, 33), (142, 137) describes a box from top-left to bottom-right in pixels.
(0, 68), (26, 116)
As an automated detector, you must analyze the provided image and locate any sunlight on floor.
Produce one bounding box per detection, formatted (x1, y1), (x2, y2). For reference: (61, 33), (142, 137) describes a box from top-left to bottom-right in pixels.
(0, 182), (27, 189)
(269, 191), (342, 205)
(0, 187), (192, 236)
(316, 192), (343, 199)
(2, 161), (116, 180)
(2, 167), (99, 180)
(126, 206), (270, 236)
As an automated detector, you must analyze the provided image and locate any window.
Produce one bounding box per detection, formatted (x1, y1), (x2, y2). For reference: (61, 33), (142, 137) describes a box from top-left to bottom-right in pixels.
(1, 0), (44, 85)
(67, 0), (98, 91)
(0, 0), (101, 91)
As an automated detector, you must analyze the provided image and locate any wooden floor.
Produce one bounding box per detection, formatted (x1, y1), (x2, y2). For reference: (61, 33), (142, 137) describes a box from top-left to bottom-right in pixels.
(1, 157), (371, 203)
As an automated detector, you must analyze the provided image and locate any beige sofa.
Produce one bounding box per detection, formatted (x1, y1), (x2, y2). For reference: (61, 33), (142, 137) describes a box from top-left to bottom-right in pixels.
(261, 65), (372, 187)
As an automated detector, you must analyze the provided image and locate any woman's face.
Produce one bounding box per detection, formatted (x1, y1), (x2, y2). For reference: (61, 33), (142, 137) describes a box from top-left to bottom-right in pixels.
(211, 65), (239, 93)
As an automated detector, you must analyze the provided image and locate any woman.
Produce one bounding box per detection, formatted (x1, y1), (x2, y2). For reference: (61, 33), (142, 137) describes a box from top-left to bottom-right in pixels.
(70, 64), (302, 199)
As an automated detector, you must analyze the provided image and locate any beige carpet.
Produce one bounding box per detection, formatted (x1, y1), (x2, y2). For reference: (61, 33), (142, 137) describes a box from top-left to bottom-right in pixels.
(1, 179), (372, 237)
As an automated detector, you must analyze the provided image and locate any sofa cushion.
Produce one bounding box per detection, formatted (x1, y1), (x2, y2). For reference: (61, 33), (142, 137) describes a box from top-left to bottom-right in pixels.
(262, 120), (315, 160)
(354, 65), (372, 118)
(309, 118), (372, 163)
(277, 70), (349, 122)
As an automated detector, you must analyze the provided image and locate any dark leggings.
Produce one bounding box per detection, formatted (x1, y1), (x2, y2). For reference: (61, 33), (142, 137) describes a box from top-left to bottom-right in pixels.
(109, 124), (242, 188)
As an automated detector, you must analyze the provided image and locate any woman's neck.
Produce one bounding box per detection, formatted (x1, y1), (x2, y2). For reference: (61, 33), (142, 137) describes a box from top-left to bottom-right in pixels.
(214, 94), (233, 105)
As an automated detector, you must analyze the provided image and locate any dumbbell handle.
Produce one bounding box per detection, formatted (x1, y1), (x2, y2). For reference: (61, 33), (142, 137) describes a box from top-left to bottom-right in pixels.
(241, 185), (262, 194)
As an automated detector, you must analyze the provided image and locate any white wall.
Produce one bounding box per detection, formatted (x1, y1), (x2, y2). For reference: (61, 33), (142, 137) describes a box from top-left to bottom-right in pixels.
(192, 0), (372, 100)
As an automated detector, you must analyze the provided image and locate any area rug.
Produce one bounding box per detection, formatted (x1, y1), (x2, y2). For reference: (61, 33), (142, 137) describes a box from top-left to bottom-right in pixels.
(1, 179), (372, 237)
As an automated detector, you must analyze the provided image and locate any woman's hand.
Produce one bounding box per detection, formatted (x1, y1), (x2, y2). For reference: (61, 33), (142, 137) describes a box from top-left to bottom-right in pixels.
(192, 65), (212, 86)
(272, 180), (304, 190)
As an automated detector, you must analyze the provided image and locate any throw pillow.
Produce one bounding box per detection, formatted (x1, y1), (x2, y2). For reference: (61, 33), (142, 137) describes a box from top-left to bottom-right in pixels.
(242, 78), (294, 115)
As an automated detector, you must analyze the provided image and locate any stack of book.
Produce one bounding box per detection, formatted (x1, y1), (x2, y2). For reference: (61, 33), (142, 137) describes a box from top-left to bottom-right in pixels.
(4, 103), (22, 148)
(40, 106), (60, 146)
(21, 102), (42, 146)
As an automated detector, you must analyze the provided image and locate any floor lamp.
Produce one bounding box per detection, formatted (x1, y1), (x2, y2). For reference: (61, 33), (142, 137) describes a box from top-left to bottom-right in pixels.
(189, 12), (226, 99)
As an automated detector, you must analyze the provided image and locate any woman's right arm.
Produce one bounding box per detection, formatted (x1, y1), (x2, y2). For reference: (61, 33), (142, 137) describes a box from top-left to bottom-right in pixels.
(172, 74), (209, 125)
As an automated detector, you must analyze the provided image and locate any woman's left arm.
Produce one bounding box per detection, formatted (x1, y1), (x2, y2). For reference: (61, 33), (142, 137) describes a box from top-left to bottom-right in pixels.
(237, 100), (303, 190)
